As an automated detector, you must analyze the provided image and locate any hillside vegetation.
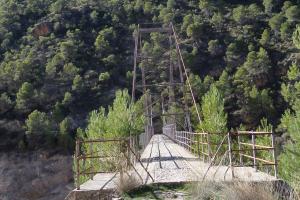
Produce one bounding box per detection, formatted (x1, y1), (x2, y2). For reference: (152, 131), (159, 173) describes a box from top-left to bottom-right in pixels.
(1, 0), (300, 192)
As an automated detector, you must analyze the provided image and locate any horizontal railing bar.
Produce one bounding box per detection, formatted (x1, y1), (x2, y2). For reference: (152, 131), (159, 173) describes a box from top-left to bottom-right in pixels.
(237, 131), (272, 133)
(235, 131), (272, 135)
(200, 152), (209, 156)
(79, 138), (128, 143)
(175, 136), (193, 141)
(232, 163), (276, 167)
(79, 166), (94, 175)
(240, 153), (275, 164)
(175, 140), (187, 146)
(82, 149), (122, 157)
(77, 155), (120, 160)
(239, 142), (272, 149)
(231, 147), (274, 152)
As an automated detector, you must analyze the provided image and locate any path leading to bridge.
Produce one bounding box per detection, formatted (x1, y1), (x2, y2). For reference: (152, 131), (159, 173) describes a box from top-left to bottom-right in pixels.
(67, 134), (277, 199)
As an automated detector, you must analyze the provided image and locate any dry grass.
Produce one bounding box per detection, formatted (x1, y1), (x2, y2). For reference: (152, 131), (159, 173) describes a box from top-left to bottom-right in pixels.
(191, 181), (298, 200)
(220, 182), (279, 200)
(115, 172), (142, 194)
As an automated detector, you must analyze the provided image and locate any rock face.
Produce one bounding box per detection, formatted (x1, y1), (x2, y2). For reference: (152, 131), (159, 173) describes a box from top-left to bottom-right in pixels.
(0, 151), (73, 200)
(32, 22), (52, 37)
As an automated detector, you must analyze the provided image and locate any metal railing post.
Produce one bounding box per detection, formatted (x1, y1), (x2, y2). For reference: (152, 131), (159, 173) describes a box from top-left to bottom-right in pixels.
(251, 131), (257, 171)
(237, 132), (243, 165)
(271, 131), (278, 178)
(126, 138), (131, 169)
(75, 140), (80, 190)
(197, 134), (200, 158)
(227, 132), (234, 178)
(207, 133), (211, 162)
(201, 134), (204, 161)
(89, 142), (93, 180)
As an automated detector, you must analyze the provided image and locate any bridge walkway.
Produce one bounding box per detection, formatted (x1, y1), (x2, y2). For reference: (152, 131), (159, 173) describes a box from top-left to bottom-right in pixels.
(75, 134), (277, 192)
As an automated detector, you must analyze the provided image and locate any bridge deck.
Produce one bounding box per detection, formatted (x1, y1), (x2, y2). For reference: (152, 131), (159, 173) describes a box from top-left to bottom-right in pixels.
(74, 134), (276, 193)
(139, 134), (276, 183)
(66, 134), (278, 199)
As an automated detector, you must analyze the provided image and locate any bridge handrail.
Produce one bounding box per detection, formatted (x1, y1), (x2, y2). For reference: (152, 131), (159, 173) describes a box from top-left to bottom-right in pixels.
(74, 131), (153, 190)
(162, 124), (278, 179)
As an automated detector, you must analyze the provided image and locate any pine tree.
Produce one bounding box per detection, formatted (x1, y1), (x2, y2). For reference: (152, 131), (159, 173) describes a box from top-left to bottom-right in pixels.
(58, 117), (73, 150)
(263, 0), (273, 14)
(208, 39), (221, 56)
(279, 100), (300, 192)
(16, 82), (35, 112)
(280, 21), (292, 40)
(269, 13), (284, 35)
(259, 29), (270, 46)
(198, 85), (227, 134)
(293, 25), (300, 49)
(0, 93), (13, 114)
(216, 70), (232, 97)
(198, 85), (228, 156)
(285, 5), (300, 22)
(281, 63), (300, 106)
(25, 110), (51, 135)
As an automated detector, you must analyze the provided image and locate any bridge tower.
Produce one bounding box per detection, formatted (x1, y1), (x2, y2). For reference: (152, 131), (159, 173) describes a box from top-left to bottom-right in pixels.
(131, 23), (192, 136)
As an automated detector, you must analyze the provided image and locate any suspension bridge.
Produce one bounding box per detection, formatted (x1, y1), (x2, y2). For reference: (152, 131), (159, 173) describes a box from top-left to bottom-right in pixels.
(66, 23), (279, 200)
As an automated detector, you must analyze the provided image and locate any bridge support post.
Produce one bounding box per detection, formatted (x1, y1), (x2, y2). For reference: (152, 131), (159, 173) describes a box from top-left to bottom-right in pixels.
(227, 132), (235, 179)
(197, 135), (201, 158)
(89, 142), (93, 180)
(131, 26), (139, 101)
(207, 134), (212, 162)
(271, 131), (278, 178)
(75, 140), (80, 190)
(251, 131), (257, 171)
(237, 132), (243, 165)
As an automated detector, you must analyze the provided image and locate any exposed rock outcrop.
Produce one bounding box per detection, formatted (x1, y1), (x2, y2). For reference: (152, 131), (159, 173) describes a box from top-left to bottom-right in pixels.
(32, 22), (52, 37)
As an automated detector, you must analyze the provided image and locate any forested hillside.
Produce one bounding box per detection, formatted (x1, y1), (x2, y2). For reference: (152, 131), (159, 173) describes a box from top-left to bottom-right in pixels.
(1, 0), (300, 191)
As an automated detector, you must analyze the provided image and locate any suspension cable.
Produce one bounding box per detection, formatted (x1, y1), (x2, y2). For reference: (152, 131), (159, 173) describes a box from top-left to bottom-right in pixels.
(170, 23), (202, 125)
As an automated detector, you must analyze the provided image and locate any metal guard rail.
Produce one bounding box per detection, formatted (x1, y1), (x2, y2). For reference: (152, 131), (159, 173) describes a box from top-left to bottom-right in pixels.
(162, 124), (278, 179)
